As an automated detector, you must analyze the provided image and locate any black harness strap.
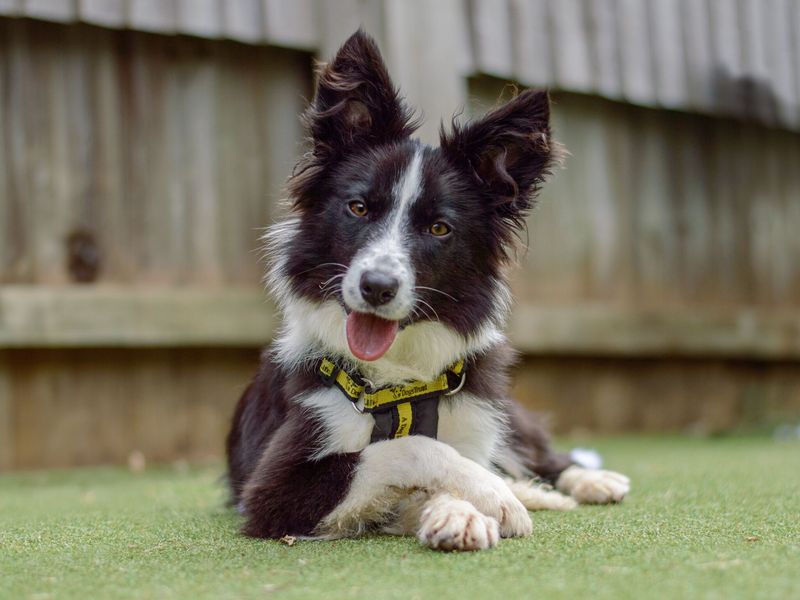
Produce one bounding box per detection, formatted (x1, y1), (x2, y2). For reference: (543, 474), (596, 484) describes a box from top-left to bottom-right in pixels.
(318, 357), (466, 443)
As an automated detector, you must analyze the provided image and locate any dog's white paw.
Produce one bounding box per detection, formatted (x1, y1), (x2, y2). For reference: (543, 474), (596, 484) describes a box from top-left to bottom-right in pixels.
(417, 494), (499, 551)
(556, 466), (630, 504)
(455, 472), (533, 538)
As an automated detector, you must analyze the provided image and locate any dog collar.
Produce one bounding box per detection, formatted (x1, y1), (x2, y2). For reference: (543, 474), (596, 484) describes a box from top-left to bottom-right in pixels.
(318, 357), (467, 442)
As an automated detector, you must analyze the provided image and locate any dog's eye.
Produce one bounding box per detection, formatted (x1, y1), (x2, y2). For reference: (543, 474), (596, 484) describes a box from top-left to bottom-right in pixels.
(348, 200), (368, 217)
(429, 222), (451, 237)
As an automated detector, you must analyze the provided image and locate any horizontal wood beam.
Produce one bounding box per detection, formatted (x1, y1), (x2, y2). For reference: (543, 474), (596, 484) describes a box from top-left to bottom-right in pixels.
(2, 286), (799, 360)
(0, 286), (275, 348)
(507, 304), (800, 360)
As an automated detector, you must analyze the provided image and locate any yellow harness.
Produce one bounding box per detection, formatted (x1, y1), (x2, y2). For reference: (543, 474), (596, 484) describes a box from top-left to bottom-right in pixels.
(318, 357), (466, 442)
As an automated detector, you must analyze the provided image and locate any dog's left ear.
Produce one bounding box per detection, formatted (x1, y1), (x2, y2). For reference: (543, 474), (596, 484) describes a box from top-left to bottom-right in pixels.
(440, 90), (558, 222)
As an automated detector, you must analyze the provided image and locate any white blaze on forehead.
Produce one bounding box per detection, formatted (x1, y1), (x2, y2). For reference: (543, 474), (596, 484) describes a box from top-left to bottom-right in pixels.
(391, 148), (424, 228)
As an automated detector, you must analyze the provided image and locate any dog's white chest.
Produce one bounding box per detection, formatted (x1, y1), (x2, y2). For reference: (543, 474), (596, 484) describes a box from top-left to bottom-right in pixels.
(436, 394), (504, 467)
(300, 388), (503, 467)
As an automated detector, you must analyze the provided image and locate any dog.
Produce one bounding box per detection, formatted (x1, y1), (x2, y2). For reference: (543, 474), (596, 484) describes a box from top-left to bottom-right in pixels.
(226, 30), (629, 551)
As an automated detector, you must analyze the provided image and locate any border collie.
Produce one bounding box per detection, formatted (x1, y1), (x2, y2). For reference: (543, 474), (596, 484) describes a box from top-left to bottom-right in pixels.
(226, 30), (629, 551)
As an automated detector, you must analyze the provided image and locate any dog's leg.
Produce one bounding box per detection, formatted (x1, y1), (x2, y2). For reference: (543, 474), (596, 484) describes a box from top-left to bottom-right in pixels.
(317, 435), (532, 546)
(506, 479), (577, 511)
(239, 416), (363, 539)
(555, 466), (630, 504)
(504, 400), (631, 504)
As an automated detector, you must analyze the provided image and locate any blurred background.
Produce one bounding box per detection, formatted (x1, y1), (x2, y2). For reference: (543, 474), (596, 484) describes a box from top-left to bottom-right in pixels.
(0, 0), (799, 470)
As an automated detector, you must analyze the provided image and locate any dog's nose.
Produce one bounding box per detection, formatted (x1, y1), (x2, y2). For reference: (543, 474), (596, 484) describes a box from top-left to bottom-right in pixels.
(360, 271), (399, 307)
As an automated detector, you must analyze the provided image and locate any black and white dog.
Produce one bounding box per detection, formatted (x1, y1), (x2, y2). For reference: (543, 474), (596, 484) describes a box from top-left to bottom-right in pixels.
(226, 30), (629, 551)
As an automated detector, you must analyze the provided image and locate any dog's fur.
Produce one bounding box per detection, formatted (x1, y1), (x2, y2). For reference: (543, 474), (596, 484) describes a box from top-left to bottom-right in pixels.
(226, 30), (629, 551)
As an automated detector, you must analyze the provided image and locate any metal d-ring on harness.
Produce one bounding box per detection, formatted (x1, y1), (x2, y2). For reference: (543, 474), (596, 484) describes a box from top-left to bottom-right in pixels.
(318, 357), (467, 442)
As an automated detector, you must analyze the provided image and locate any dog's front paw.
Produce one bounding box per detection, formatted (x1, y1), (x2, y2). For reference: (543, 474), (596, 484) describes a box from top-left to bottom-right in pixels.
(417, 494), (499, 551)
(556, 466), (630, 504)
(456, 472), (533, 538)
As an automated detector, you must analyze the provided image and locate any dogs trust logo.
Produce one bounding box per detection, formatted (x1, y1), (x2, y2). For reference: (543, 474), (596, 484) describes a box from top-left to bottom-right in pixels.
(389, 383), (430, 401)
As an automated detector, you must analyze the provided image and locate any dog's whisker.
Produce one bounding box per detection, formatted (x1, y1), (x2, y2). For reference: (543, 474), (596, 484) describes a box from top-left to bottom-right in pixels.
(320, 283), (342, 302)
(415, 286), (459, 303)
(414, 302), (435, 323)
(319, 273), (346, 289)
(295, 262), (349, 277)
(416, 298), (440, 322)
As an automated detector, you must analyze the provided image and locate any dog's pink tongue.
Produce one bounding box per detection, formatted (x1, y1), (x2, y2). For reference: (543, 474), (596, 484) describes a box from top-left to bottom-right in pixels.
(345, 312), (399, 361)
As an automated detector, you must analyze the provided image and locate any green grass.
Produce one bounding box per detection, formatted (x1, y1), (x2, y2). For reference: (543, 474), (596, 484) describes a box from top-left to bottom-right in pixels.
(1, 437), (798, 600)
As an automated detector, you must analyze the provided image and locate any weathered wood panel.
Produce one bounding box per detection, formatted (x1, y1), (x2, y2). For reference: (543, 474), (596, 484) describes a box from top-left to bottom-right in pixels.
(466, 82), (800, 311)
(2, 348), (799, 470)
(0, 367), (12, 470)
(0, 19), (311, 286)
(2, 348), (258, 468)
(79, 0), (125, 28)
(513, 356), (800, 435)
(1, 17), (799, 470)
(2, 1), (800, 131)
(221, 0), (262, 43)
(261, 0), (318, 50)
(469, 0), (800, 131)
(507, 305), (800, 360)
(381, 0), (470, 143)
(0, 287), (275, 347)
(4, 287), (800, 360)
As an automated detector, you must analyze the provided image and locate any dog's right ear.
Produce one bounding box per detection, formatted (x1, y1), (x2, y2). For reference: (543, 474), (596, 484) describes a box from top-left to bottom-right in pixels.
(305, 30), (417, 156)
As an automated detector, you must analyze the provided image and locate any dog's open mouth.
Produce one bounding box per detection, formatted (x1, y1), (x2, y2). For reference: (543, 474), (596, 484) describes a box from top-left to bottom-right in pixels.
(345, 312), (399, 361)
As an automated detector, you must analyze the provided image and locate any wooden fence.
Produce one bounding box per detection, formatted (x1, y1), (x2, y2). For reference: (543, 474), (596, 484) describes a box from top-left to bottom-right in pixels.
(1, 13), (799, 469)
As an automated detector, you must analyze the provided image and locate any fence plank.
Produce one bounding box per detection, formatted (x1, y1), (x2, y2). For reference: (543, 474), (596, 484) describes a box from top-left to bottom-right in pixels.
(795, 1), (800, 128)
(86, 27), (131, 281)
(0, 287), (275, 347)
(0, 24), (10, 282)
(764, 0), (798, 128)
(470, 0), (514, 79)
(1, 23), (33, 283)
(261, 0), (317, 50)
(549, 0), (592, 92)
(739, 0), (776, 125)
(649, 0), (687, 110)
(707, 0), (742, 117)
(22, 24), (74, 283)
(22, 0), (75, 21)
(585, 0), (621, 99)
(631, 111), (679, 304)
(681, 0), (714, 111)
(0, 363), (12, 470)
(175, 0), (222, 38)
(127, 0), (175, 34)
(383, 0), (469, 144)
(0, 1), (22, 15)
(508, 304), (800, 359)
(176, 51), (223, 284)
(79, 0), (125, 27)
(509, 0), (552, 87)
(2, 285), (800, 359)
(673, 115), (713, 302)
(616, 0), (656, 105)
(221, 0), (263, 43)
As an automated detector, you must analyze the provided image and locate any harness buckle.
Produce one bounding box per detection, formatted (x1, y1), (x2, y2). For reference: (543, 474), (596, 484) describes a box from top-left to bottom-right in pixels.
(350, 377), (375, 414)
(444, 371), (467, 396)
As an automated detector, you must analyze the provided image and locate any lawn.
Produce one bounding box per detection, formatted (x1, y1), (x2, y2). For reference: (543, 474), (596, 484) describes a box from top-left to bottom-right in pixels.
(1, 437), (798, 600)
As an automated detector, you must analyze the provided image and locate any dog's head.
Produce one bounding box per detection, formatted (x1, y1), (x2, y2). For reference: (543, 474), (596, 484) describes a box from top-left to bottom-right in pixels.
(269, 30), (558, 369)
